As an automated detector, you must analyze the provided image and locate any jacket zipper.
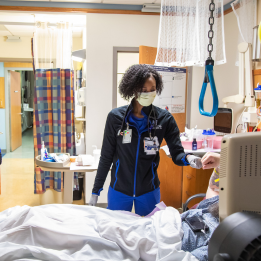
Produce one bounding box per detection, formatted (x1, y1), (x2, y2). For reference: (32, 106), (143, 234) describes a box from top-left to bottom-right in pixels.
(151, 162), (156, 190)
(128, 124), (147, 197)
(127, 111), (150, 197)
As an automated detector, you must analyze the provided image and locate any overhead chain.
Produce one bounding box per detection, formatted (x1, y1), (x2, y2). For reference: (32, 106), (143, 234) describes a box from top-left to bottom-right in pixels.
(208, 0), (215, 60)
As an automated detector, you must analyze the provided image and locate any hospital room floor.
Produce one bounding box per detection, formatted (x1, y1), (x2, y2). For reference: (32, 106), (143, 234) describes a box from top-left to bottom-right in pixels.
(0, 129), (84, 212)
(4, 128), (34, 159)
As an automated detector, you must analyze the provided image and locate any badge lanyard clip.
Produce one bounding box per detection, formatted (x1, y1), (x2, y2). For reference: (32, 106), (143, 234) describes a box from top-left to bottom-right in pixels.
(148, 108), (156, 140)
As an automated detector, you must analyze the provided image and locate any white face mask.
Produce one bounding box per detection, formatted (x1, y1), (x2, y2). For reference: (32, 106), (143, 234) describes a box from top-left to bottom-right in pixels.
(136, 91), (156, 107)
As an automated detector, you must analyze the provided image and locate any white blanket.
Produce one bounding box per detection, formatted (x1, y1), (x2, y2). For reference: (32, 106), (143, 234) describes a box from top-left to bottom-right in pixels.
(0, 204), (198, 261)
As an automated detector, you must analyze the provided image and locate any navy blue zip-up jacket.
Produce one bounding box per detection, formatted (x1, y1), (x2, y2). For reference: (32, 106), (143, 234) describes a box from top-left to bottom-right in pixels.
(92, 102), (189, 197)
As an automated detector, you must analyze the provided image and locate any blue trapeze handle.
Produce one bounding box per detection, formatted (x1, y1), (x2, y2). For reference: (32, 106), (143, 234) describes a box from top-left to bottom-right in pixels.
(199, 64), (219, 117)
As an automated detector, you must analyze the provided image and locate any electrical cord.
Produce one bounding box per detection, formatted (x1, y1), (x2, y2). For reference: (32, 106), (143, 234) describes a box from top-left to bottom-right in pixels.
(253, 121), (261, 132)
(234, 108), (247, 133)
(236, 124), (243, 133)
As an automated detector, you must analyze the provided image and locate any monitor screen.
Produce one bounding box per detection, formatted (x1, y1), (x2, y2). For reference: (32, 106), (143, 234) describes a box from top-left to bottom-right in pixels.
(214, 108), (232, 133)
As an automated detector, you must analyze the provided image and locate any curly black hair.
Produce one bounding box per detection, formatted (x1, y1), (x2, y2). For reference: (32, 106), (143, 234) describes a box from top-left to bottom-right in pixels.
(118, 64), (163, 100)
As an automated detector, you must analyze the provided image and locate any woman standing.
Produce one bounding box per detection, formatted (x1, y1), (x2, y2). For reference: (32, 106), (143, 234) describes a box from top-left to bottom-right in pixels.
(89, 64), (202, 216)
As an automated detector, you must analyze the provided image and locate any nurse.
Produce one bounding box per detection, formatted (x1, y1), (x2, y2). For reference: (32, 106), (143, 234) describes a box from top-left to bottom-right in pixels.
(89, 64), (202, 216)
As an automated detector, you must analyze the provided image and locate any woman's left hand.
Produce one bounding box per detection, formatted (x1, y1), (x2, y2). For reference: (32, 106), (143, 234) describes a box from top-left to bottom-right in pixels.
(187, 155), (202, 169)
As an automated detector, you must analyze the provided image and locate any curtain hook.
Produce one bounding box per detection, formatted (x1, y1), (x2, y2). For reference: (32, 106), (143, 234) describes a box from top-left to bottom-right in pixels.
(36, 21), (41, 28)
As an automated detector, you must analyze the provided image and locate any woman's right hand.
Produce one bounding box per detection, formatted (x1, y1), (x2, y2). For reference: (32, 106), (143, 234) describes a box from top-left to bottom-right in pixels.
(201, 152), (220, 170)
(89, 194), (98, 206)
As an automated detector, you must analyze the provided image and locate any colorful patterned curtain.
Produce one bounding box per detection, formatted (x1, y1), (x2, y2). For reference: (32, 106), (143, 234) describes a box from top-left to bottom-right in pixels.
(34, 69), (78, 193)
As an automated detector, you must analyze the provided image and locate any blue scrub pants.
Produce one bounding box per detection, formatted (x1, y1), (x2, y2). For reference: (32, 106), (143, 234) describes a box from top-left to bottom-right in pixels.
(107, 186), (161, 216)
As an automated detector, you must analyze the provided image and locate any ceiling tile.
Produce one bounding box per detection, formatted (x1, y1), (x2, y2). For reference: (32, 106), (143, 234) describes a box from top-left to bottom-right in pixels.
(0, 14), (35, 23)
(0, 25), (7, 31)
(0, 31), (12, 36)
(7, 31), (33, 36)
(5, 25), (34, 32)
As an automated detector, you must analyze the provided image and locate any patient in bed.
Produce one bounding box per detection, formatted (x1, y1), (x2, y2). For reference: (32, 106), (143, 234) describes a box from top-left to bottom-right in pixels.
(181, 152), (220, 261)
(0, 153), (221, 261)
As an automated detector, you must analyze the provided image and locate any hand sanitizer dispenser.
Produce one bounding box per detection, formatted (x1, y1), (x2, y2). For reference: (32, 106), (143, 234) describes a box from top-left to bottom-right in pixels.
(92, 145), (101, 165)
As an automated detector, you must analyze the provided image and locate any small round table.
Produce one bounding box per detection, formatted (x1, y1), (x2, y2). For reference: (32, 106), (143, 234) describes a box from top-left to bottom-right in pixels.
(37, 162), (99, 204)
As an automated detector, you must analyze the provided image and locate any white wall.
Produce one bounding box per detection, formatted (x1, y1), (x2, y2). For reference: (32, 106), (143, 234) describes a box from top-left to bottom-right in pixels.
(85, 13), (160, 153)
(0, 37), (32, 59)
(190, 11), (244, 131)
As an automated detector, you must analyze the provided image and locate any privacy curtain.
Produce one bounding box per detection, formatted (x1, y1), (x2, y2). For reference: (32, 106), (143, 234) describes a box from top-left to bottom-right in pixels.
(33, 22), (72, 70)
(155, 0), (226, 67)
(33, 69), (77, 193)
(32, 22), (78, 194)
(231, 0), (257, 64)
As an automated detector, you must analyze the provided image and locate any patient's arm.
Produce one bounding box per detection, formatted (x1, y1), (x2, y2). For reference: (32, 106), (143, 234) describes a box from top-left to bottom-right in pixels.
(206, 167), (219, 199)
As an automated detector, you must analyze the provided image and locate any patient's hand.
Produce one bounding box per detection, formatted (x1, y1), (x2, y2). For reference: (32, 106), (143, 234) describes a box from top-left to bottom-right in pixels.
(201, 152), (220, 170)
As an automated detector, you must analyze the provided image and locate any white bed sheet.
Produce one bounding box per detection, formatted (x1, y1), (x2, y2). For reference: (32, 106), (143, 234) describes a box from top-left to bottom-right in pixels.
(0, 204), (198, 261)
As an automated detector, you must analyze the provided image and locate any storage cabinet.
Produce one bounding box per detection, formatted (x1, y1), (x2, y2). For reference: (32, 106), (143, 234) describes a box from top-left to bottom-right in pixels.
(182, 166), (213, 208)
(0, 77), (5, 108)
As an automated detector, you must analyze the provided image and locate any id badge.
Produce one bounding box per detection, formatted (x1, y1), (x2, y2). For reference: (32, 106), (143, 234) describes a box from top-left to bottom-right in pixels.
(122, 129), (132, 144)
(144, 136), (159, 155)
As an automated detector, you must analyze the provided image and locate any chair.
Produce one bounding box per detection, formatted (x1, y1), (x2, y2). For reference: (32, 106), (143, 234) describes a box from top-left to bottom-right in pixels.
(182, 193), (206, 213)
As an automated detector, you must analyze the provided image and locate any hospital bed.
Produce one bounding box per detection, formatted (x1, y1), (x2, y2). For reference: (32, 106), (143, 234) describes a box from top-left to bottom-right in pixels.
(1, 132), (261, 261)
(0, 203), (199, 261)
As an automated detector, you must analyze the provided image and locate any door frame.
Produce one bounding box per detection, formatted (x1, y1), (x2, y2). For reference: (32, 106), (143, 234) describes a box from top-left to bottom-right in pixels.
(112, 47), (139, 109)
(112, 47), (192, 128)
(4, 67), (33, 153)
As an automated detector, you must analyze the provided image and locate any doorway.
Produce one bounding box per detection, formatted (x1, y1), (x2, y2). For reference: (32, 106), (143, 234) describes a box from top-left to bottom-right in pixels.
(112, 47), (139, 109)
(4, 68), (34, 158)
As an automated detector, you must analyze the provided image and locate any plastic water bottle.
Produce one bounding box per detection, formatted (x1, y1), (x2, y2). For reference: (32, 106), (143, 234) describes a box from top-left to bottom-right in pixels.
(202, 130), (207, 148)
(206, 129), (216, 151)
(41, 141), (45, 161)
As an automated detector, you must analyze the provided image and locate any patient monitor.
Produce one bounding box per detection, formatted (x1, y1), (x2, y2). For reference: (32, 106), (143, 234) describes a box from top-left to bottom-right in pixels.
(219, 132), (261, 221)
(208, 132), (261, 261)
(214, 108), (233, 134)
